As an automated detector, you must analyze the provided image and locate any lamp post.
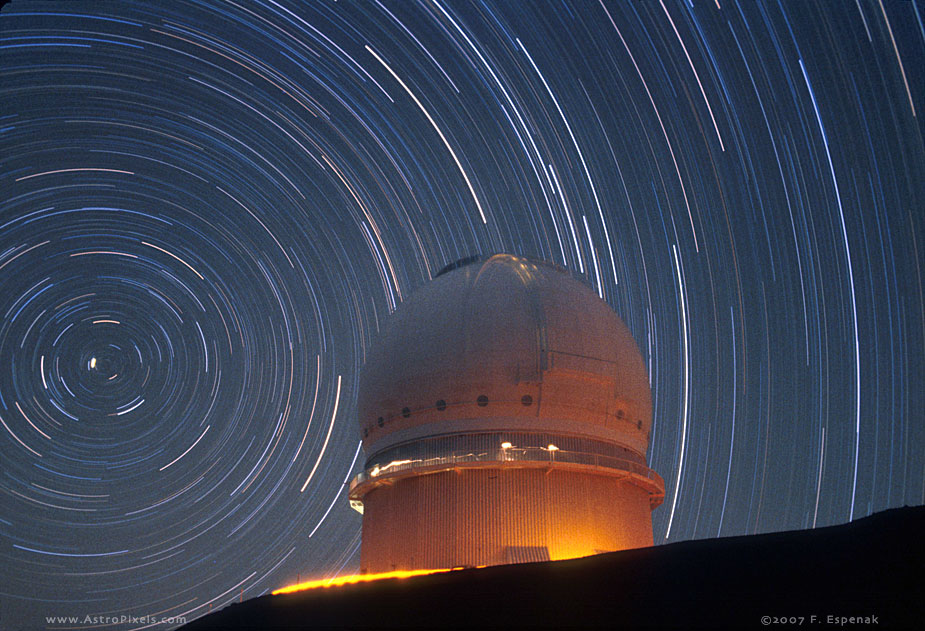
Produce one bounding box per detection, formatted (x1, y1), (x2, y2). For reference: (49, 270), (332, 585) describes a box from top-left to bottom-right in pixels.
(547, 444), (558, 463)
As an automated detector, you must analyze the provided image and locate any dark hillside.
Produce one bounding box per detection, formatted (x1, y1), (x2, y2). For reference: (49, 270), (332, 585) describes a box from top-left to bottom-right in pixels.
(182, 505), (925, 630)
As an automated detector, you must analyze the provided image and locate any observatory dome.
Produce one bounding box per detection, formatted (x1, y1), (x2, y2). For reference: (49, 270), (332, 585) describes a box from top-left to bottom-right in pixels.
(358, 253), (653, 459)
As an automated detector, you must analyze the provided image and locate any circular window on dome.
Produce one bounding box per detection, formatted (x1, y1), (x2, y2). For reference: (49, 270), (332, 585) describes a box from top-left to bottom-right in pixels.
(476, 395), (488, 407)
(616, 409), (625, 419)
(521, 395), (533, 406)
(377, 416), (384, 427)
(436, 399), (447, 411)
(401, 407), (411, 418)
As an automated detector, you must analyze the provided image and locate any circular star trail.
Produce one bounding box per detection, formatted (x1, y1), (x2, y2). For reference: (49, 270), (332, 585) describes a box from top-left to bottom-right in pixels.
(1, 1), (923, 627)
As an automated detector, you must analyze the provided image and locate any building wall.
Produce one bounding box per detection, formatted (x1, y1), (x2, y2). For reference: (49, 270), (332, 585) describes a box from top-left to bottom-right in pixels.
(360, 467), (653, 573)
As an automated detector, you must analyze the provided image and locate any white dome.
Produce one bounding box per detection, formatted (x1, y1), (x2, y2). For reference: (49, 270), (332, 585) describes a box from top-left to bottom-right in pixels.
(358, 254), (653, 457)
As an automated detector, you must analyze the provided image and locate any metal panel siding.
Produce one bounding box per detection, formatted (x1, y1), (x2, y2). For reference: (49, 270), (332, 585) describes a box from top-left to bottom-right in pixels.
(360, 467), (653, 573)
(506, 546), (551, 563)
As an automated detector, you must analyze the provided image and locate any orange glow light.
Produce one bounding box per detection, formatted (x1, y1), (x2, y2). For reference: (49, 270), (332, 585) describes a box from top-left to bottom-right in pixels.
(272, 568), (455, 595)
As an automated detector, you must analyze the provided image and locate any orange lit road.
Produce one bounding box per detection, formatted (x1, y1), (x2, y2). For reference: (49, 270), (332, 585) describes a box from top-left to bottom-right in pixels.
(273, 568), (457, 595)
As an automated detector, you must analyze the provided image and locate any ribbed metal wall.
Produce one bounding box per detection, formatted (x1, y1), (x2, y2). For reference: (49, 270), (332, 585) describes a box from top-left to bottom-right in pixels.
(360, 467), (652, 573)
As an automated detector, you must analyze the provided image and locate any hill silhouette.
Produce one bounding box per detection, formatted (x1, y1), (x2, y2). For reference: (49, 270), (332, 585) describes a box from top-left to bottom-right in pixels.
(181, 505), (924, 629)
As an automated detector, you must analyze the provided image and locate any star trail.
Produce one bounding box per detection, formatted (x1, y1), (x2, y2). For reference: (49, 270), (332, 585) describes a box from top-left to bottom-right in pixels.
(1, 1), (923, 628)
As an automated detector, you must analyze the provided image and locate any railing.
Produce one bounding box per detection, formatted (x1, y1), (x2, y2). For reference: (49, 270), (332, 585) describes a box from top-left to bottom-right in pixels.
(349, 446), (663, 494)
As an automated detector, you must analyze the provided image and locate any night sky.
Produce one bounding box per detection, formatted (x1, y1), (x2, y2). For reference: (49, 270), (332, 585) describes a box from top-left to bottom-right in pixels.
(1, 0), (923, 628)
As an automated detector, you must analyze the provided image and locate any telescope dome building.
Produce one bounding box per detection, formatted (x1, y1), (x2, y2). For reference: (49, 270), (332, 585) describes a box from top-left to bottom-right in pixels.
(349, 254), (664, 573)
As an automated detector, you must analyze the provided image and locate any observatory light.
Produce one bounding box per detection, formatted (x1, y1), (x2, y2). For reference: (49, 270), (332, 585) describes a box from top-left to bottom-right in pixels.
(347, 254), (664, 572)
